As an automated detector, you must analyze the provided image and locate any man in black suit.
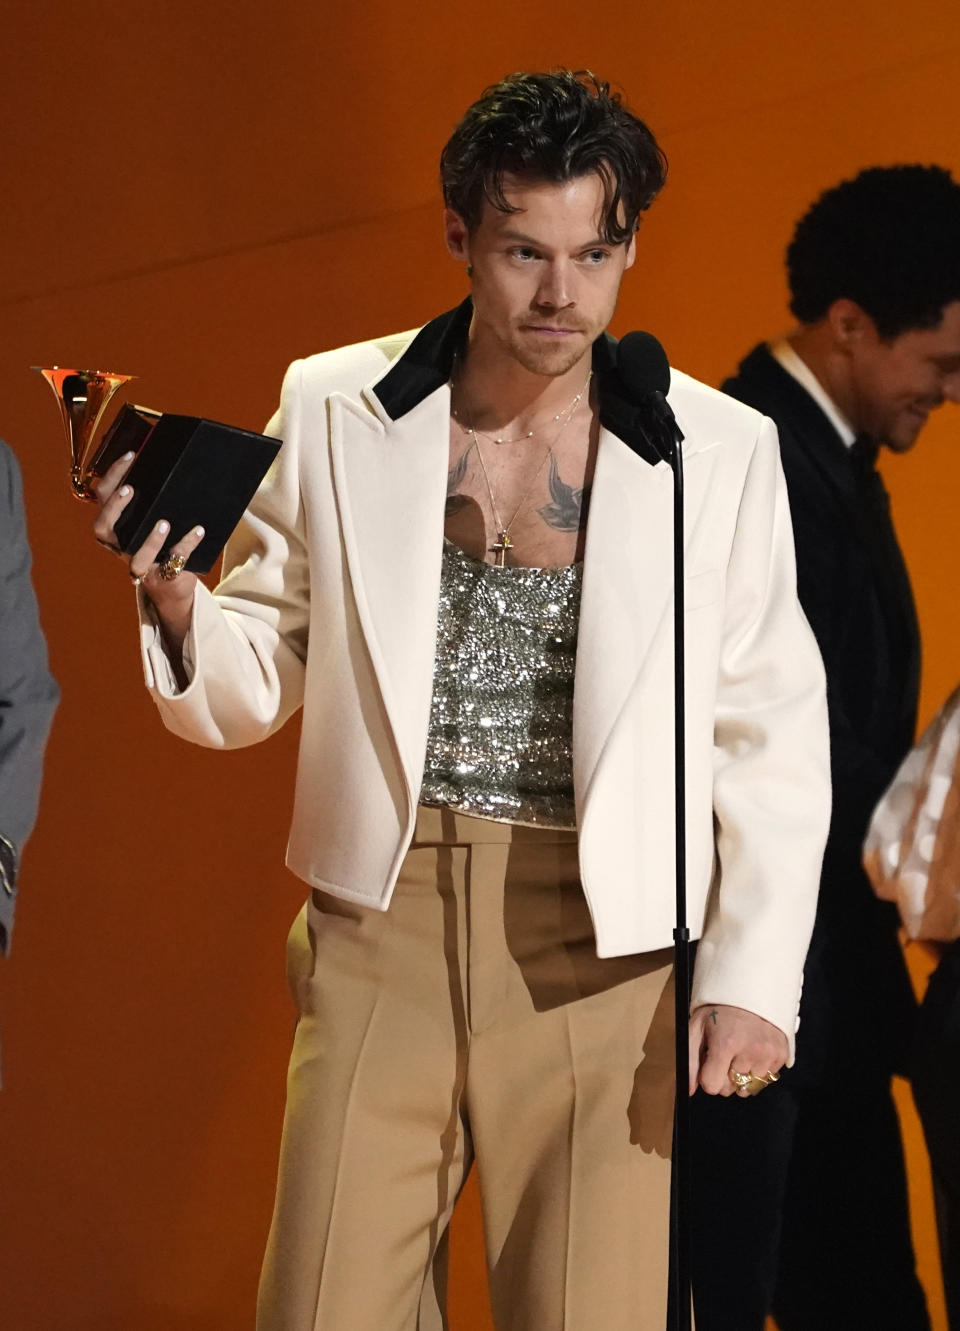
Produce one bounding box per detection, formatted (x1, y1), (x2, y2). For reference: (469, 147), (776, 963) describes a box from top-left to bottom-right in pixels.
(0, 439), (58, 957)
(692, 166), (960, 1331)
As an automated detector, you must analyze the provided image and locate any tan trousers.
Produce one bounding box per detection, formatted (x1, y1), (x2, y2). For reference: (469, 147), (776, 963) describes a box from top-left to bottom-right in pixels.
(257, 807), (677, 1331)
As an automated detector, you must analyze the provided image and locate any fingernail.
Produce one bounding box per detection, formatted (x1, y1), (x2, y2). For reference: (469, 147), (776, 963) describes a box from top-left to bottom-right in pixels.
(157, 520), (169, 534)
(123, 451), (135, 461)
(119, 485), (131, 497)
(195, 526), (205, 538)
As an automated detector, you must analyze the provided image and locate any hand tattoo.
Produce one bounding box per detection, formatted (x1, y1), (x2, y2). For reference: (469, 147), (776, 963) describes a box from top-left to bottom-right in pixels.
(709, 1009), (719, 1025)
(538, 453), (590, 532)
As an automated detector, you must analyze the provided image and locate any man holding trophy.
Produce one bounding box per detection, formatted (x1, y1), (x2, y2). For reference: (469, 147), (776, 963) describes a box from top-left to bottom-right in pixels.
(88, 71), (830, 1331)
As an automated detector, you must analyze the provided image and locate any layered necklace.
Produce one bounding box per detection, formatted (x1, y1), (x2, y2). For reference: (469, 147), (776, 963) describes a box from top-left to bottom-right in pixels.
(453, 372), (592, 567)
(451, 377), (590, 445)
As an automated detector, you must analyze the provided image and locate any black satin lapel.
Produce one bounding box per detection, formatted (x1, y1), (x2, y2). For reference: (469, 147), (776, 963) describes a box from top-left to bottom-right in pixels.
(374, 300), (473, 421)
(374, 307), (663, 468)
(594, 331), (669, 466)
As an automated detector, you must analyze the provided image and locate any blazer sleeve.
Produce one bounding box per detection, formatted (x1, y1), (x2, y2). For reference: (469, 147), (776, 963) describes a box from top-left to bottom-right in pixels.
(689, 417), (832, 1059)
(139, 360), (311, 748)
(0, 442), (59, 953)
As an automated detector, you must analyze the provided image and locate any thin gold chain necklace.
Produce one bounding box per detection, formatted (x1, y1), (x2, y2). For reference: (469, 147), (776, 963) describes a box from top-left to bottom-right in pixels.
(464, 382), (590, 566)
(452, 373), (591, 446)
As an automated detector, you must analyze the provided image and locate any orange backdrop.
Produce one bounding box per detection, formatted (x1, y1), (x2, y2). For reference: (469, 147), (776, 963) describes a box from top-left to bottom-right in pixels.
(2, 3), (959, 1327)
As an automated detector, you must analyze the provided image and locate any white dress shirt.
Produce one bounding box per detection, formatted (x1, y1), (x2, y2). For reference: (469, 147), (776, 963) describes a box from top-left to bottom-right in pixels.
(770, 339), (857, 448)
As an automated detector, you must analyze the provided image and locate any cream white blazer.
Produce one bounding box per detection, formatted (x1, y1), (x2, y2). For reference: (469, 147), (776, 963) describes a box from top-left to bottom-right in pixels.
(139, 305), (830, 1054)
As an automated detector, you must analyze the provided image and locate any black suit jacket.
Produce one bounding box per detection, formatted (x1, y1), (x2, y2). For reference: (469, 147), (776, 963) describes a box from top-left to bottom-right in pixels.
(0, 440), (58, 954)
(722, 345), (919, 1077)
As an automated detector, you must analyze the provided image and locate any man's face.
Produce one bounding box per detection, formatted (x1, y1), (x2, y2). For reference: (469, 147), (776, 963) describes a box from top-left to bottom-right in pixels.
(848, 300), (960, 452)
(444, 172), (636, 378)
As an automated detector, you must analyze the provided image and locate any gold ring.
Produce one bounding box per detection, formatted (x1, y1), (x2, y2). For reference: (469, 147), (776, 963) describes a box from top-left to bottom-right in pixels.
(728, 1067), (778, 1096)
(158, 553), (187, 581)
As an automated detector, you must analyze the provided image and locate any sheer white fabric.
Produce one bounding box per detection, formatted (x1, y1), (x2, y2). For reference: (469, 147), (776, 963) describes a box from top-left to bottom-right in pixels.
(865, 685), (960, 942)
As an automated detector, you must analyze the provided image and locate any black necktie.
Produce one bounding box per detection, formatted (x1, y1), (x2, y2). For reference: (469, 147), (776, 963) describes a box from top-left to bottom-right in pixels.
(850, 433), (880, 485)
(849, 433), (920, 755)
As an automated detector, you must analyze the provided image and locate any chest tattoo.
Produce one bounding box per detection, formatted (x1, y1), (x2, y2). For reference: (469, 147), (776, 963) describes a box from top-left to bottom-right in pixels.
(538, 452), (591, 532)
(446, 442), (474, 516)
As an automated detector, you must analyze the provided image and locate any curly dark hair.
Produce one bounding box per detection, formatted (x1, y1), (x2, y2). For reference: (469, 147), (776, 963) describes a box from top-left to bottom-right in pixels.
(440, 70), (667, 245)
(788, 165), (960, 337)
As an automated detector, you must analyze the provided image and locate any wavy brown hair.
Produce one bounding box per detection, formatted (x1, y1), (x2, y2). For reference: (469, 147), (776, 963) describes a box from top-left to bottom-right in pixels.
(440, 70), (667, 245)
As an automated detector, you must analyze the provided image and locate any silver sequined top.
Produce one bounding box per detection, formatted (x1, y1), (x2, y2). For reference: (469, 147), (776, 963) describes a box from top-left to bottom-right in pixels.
(419, 539), (582, 829)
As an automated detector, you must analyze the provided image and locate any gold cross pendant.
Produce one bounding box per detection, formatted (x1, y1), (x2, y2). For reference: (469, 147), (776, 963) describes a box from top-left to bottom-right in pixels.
(491, 530), (513, 567)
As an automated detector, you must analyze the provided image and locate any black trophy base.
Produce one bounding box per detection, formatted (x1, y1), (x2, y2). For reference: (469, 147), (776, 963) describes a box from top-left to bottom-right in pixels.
(108, 410), (281, 574)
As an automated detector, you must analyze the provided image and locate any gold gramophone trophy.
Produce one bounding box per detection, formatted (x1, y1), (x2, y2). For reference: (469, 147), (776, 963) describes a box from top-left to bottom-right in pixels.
(31, 364), (282, 575)
(31, 366), (135, 500)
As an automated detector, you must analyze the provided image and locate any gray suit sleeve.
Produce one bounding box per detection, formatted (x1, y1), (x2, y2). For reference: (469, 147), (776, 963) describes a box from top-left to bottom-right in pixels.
(0, 441), (59, 953)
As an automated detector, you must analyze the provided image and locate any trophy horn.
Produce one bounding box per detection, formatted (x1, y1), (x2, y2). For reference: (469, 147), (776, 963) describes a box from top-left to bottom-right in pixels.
(32, 366), (135, 501)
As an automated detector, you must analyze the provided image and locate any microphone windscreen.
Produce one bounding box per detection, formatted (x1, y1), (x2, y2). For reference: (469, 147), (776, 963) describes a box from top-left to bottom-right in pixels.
(617, 331), (671, 398)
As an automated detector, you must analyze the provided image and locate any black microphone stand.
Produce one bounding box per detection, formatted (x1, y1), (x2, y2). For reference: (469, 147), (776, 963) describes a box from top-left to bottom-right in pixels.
(647, 390), (691, 1331)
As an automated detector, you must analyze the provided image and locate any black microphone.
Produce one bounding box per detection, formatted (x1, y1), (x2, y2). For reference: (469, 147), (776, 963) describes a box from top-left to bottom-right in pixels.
(617, 329), (670, 396)
(617, 331), (684, 464)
